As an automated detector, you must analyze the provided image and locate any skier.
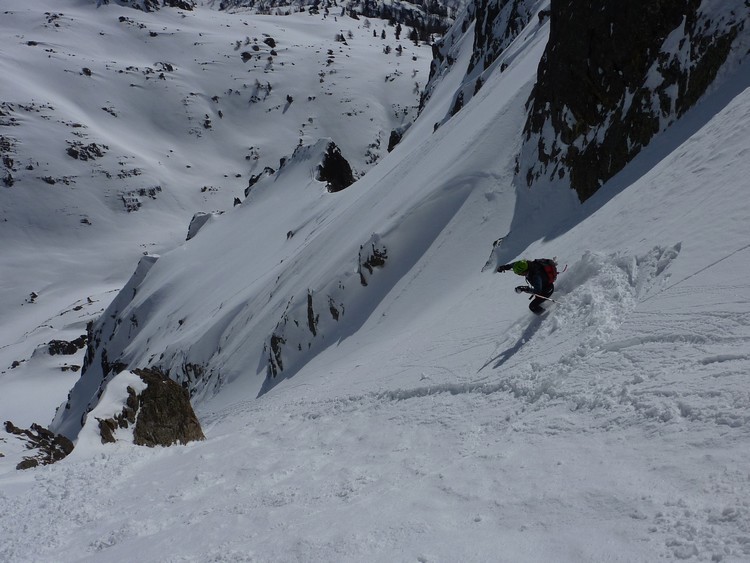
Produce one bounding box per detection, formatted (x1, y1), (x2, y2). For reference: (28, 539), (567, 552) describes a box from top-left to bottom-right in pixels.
(496, 258), (557, 315)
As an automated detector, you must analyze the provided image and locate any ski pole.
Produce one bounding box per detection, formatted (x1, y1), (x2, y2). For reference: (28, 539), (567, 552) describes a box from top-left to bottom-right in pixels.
(531, 293), (559, 303)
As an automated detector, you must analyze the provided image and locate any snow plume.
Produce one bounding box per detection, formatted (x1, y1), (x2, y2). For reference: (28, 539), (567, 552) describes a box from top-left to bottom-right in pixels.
(519, 0), (749, 202)
(489, 246), (682, 402)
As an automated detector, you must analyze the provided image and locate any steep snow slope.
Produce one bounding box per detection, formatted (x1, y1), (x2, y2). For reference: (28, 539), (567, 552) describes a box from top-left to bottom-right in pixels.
(2, 0), (750, 561)
(0, 0), (431, 425)
(49, 0), (553, 439)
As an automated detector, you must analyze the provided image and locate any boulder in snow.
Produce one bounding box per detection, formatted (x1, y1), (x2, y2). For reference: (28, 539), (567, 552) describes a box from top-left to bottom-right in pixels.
(94, 368), (205, 447)
(317, 142), (354, 193)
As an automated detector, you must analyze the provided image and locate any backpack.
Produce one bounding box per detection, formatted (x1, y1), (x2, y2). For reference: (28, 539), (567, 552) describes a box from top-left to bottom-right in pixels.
(536, 258), (558, 284)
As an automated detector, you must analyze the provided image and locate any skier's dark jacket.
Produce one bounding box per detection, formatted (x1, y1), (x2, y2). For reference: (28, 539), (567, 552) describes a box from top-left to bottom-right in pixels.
(523, 260), (553, 295)
(497, 259), (556, 314)
(496, 259), (555, 296)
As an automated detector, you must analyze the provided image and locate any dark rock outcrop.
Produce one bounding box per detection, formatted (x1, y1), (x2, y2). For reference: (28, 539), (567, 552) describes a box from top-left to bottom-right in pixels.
(520, 0), (745, 201)
(48, 335), (87, 356)
(264, 233), (386, 381)
(358, 235), (388, 287)
(186, 211), (223, 241)
(94, 368), (204, 446)
(100, 0), (195, 11)
(66, 141), (108, 161)
(421, 0), (536, 122)
(96, 385), (139, 444)
(163, 0), (196, 8)
(131, 368), (205, 447)
(387, 129), (403, 152)
(468, 0), (535, 74)
(5, 421), (74, 470)
(317, 142), (354, 193)
(245, 166), (275, 197)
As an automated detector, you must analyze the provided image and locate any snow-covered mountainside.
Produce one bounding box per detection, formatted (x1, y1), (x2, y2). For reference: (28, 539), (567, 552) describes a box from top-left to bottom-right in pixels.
(49, 0), (555, 440)
(3, 0), (750, 560)
(0, 0), (431, 425)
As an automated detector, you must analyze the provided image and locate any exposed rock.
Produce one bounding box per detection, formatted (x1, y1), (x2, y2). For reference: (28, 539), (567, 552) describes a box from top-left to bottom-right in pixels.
(98, 417), (117, 444)
(102, 0), (195, 11)
(48, 335), (87, 356)
(520, 0), (745, 201)
(91, 369), (203, 448)
(262, 232), (384, 383)
(421, 0), (535, 122)
(387, 129), (403, 152)
(16, 458), (39, 470)
(358, 234), (388, 286)
(307, 291), (318, 337)
(5, 421), (74, 470)
(245, 166), (275, 196)
(317, 142), (354, 193)
(328, 297), (341, 321)
(131, 368), (205, 447)
(468, 0), (535, 74)
(120, 185), (162, 212)
(268, 333), (286, 377)
(66, 141), (108, 161)
(163, 0), (196, 9)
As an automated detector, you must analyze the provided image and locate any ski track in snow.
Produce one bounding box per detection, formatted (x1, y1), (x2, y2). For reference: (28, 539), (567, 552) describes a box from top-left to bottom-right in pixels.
(3, 249), (750, 562)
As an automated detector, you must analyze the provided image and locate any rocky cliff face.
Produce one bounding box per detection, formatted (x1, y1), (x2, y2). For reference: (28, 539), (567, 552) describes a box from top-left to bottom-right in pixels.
(421, 0), (541, 124)
(214, 0), (455, 37)
(98, 0), (196, 11)
(467, 0), (538, 74)
(520, 0), (748, 202)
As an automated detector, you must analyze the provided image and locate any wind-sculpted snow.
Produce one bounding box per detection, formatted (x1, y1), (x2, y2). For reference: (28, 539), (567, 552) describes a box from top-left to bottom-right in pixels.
(260, 176), (476, 391)
(264, 233), (388, 385)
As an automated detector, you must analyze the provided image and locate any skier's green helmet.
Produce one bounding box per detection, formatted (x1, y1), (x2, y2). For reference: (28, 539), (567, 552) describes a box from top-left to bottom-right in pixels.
(512, 260), (529, 275)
